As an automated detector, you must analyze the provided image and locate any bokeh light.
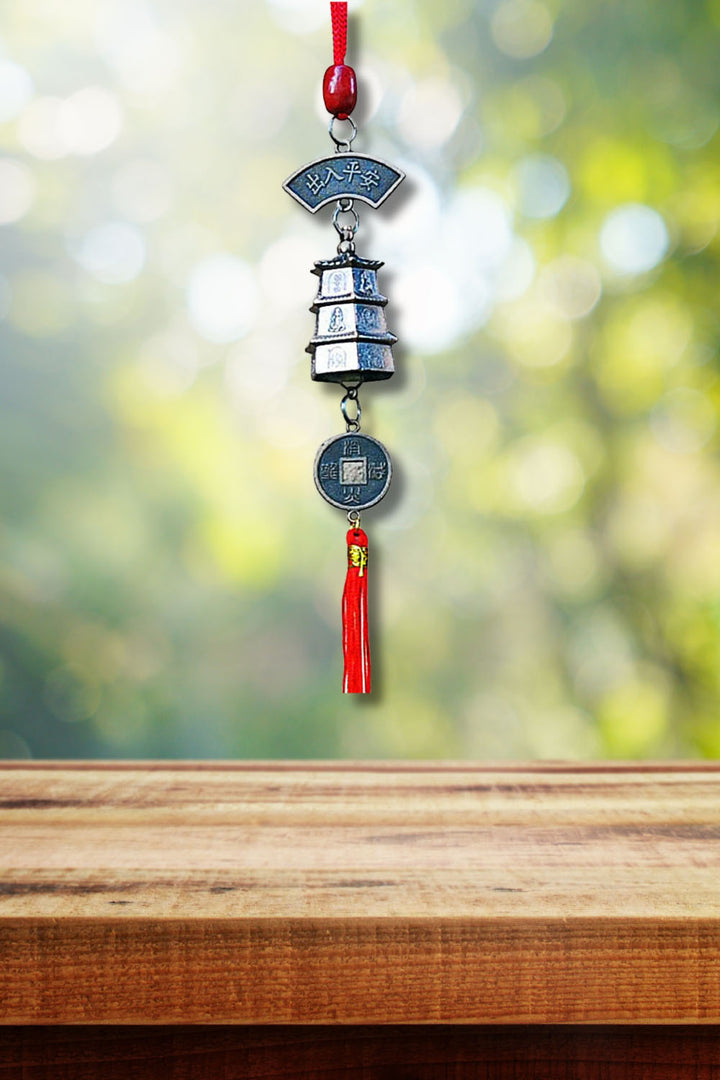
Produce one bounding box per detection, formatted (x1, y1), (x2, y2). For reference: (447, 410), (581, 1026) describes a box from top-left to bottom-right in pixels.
(0, 60), (33, 122)
(540, 256), (601, 320)
(491, 0), (554, 59)
(515, 154), (570, 219)
(57, 87), (123, 156)
(70, 222), (147, 284)
(0, 160), (36, 225)
(187, 254), (259, 343)
(397, 78), (465, 150)
(600, 203), (670, 275)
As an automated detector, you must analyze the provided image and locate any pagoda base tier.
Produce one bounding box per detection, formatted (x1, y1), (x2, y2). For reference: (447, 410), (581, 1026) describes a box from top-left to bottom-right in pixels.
(310, 341), (394, 382)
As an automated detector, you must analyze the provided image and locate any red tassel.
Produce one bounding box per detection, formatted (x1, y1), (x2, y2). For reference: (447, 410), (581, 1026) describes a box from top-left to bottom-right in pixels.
(342, 526), (371, 694)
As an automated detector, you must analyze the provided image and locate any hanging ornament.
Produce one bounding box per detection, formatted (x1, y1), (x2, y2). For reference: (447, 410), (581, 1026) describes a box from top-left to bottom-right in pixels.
(283, 1), (405, 694)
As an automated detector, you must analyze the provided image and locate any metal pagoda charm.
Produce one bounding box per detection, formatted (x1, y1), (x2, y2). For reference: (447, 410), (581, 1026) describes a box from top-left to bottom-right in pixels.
(283, 1), (405, 693)
(307, 253), (396, 382)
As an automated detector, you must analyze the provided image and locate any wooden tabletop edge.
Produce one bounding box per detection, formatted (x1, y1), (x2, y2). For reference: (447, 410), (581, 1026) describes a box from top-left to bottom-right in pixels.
(0, 759), (717, 773)
(2, 914), (719, 927)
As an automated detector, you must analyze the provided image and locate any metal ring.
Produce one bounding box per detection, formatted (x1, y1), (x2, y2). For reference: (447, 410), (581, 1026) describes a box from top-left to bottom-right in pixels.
(341, 390), (361, 430)
(328, 115), (358, 152)
(332, 203), (359, 240)
(347, 510), (362, 526)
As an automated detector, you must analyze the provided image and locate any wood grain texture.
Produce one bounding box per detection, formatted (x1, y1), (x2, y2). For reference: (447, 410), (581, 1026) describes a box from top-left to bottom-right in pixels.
(3, 1025), (720, 1079)
(2, 762), (720, 1023)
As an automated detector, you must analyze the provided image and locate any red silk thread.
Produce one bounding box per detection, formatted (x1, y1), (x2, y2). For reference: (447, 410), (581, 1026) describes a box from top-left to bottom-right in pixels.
(342, 526), (371, 694)
(330, 1), (348, 65)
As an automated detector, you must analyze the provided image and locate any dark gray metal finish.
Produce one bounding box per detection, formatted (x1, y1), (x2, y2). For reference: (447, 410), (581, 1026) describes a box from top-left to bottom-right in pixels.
(314, 432), (392, 511)
(283, 154), (405, 213)
(311, 341), (394, 381)
(307, 251), (397, 384)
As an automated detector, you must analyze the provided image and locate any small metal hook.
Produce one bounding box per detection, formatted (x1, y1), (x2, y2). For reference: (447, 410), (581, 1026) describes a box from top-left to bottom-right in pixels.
(328, 115), (358, 152)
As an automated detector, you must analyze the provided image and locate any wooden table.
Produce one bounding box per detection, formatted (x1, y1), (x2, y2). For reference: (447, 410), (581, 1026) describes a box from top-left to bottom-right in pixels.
(2, 762), (720, 1077)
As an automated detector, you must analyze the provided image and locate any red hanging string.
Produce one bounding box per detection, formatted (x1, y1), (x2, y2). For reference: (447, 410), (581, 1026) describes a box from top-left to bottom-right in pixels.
(324, 1), (356, 119)
(330, 1), (348, 65)
(342, 526), (371, 694)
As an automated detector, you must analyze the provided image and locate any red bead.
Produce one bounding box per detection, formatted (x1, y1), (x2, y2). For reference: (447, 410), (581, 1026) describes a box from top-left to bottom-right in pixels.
(323, 63), (357, 120)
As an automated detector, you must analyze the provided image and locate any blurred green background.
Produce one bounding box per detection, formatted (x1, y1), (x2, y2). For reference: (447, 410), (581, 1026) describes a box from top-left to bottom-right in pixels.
(2, 0), (720, 760)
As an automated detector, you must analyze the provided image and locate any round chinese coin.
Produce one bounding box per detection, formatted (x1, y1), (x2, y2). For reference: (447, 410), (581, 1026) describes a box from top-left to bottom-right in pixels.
(314, 432), (392, 511)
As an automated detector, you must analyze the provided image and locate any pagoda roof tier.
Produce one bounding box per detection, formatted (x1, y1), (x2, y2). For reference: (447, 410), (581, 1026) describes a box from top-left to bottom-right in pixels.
(311, 252), (385, 275)
(306, 329), (398, 353)
(310, 293), (388, 311)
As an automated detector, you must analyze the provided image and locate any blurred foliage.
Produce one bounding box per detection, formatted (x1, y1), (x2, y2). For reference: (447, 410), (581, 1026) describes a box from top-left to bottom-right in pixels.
(1, 0), (720, 759)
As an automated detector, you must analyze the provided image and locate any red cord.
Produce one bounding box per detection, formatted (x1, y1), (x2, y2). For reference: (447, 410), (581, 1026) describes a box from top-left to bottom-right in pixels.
(330, 1), (348, 65)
